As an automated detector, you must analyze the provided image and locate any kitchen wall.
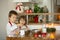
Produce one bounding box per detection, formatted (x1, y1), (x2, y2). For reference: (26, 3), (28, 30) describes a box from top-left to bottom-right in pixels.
(0, 0), (15, 40)
(0, 0), (8, 40)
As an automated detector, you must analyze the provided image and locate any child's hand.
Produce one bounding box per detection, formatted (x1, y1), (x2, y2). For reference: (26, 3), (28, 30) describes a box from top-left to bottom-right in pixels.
(12, 28), (20, 36)
(15, 31), (19, 35)
(27, 27), (29, 30)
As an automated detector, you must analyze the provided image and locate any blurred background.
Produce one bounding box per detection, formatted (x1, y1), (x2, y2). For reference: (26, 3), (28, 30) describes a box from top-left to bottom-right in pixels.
(0, 0), (60, 40)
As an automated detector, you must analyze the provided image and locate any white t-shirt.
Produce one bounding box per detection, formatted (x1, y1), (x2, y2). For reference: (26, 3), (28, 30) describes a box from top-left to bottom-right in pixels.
(6, 22), (17, 37)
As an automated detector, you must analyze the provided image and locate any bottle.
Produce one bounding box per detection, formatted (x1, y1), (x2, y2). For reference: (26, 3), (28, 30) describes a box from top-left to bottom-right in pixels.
(42, 27), (47, 39)
(34, 30), (38, 38)
(34, 15), (38, 23)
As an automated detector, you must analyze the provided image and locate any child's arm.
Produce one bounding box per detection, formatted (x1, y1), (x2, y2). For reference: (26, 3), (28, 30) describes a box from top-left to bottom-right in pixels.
(6, 23), (20, 36)
(11, 28), (19, 35)
(10, 24), (19, 35)
(25, 25), (29, 30)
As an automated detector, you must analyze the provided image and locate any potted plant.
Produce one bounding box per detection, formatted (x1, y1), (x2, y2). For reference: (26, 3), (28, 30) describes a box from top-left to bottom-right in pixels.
(49, 28), (56, 40)
(47, 28), (56, 40)
(34, 4), (39, 13)
(47, 28), (51, 33)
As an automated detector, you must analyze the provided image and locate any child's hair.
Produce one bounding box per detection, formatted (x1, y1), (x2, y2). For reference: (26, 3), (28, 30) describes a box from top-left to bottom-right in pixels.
(18, 16), (26, 24)
(9, 10), (18, 17)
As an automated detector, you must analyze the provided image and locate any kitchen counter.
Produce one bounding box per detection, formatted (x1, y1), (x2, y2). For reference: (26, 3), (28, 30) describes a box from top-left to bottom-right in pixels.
(6, 37), (43, 40)
(6, 34), (60, 40)
(6, 23), (60, 40)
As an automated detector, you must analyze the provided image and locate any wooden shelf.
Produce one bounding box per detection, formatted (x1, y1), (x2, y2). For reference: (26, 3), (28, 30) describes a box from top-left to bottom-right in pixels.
(18, 13), (60, 15)
(28, 23), (43, 25)
(18, 13), (60, 24)
(18, 13), (49, 15)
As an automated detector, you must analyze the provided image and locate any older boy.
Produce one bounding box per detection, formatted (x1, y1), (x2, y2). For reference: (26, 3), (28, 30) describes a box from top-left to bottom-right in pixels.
(6, 10), (19, 37)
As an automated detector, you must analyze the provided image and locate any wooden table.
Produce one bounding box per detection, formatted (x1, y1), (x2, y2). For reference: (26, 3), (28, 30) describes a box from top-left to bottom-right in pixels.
(6, 37), (43, 40)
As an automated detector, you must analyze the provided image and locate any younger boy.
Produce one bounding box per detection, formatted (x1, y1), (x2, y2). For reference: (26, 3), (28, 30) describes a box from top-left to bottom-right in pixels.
(6, 10), (19, 37)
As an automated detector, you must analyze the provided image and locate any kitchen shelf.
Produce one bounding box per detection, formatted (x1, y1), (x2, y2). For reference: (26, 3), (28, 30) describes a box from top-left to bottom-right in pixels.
(18, 13), (60, 25)
(18, 13), (60, 15)
(18, 13), (50, 15)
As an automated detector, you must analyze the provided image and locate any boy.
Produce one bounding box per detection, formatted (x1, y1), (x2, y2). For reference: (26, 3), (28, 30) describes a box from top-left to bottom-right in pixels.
(6, 10), (19, 37)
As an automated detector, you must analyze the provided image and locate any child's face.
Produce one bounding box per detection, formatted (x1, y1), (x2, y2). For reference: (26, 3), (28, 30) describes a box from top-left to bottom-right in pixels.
(9, 14), (17, 23)
(19, 18), (25, 25)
